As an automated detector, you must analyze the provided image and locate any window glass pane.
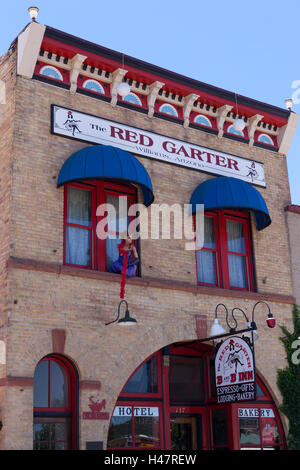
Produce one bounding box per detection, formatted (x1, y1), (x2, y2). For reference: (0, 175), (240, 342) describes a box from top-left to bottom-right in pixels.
(34, 361), (49, 407)
(66, 226), (90, 266)
(106, 235), (121, 271)
(50, 361), (68, 408)
(106, 194), (129, 270)
(33, 421), (68, 450)
(196, 250), (216, 284)
(169, 357), (204, 403)
(134, 408), (160, 448)
(53, 422), (67, 450)
(228, 254), (247, 288)
(261, 418), (280, 447)
(239, 416), (261, 446)
(107, 413), (133, 448)
(226, 220), (246, 253)
(106, 194), (128, 234)
(123, 357), (158, 394)
(203, 216), (215, 249)
(212, 409), (228, 447)
(67, 187), (91, 226)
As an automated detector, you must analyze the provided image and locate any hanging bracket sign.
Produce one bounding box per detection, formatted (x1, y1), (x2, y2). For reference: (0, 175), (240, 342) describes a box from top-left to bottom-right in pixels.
(215, 336), (256, 404)
(51, 105), (266, 187)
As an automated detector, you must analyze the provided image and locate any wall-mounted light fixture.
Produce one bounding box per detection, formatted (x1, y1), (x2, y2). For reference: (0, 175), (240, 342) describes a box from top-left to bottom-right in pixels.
(209, 301), (275, 342)
(105, 300), (137, 326)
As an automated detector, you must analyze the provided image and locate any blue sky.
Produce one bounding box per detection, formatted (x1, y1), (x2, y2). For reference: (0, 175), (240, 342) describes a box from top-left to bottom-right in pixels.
(1, 0), (300, 203)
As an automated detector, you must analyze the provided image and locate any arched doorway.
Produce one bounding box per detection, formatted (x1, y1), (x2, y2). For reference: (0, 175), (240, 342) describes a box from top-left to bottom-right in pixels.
(107, 342), (286, 450)
(33, 354), (78, 450)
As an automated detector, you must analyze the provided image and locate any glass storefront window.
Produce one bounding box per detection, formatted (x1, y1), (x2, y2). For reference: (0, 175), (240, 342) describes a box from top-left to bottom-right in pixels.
(238, 408), (281, 450)
(169, 357), (204, 403)
(107, 415), (133, 448)
(239, 417), (261, 446)
(107, 406), (160, 449)
(123, 356), (158, 394)
(211, 409), (228, 449)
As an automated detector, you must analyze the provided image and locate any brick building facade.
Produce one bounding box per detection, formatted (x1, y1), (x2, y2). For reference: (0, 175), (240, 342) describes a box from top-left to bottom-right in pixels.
(0, 19), (299, 450)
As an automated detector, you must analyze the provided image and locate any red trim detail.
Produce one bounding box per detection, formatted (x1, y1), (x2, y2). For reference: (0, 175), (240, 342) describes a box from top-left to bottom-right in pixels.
(64, 181), (136, 273)
(195, 210), (255, 291)
(40, 35), (289, 128)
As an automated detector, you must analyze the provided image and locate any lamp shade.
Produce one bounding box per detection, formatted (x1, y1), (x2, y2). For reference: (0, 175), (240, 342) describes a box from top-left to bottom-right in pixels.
(117, 82), (130, 97)
(118, 309), (137, 326)
(209, 318), (226, 337)
(233, 118), (246, 132)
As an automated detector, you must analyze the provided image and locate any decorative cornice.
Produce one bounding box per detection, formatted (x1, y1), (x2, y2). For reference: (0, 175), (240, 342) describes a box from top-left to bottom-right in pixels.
(147, 80), (165, 118)
(248, 114), (264, 146)
(110, 67), (128, 107)
(183, 93), (199, 128)
(69, 53), (87, 94)
(43, 26), (291, 121)
(216, 104), (233, 138)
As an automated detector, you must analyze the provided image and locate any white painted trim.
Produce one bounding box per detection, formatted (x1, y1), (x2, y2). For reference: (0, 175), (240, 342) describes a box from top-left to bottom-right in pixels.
(183, 93), (199, 128)
(147, 81), (164, 117)
(110, 68), (128, 107)
(69, 54), (87, 94)
(278, 112), (300, 155)
(17, 22), (46, 79)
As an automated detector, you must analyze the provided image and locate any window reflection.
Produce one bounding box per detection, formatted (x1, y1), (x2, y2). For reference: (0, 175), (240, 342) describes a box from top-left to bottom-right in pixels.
(123, 356), (158, 394)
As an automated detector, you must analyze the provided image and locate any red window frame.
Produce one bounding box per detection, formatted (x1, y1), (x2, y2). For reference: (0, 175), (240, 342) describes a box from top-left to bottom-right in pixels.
(33, 354), (78, 450)
(108, 401), (164, 450)
(195, 209), (255, 291)
(119, 352), (162, 399)
(64, 180), (137, 272)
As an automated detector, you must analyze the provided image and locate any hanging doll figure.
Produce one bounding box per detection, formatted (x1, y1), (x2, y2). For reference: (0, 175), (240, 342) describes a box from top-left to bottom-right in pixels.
(109, 233), (139, 277)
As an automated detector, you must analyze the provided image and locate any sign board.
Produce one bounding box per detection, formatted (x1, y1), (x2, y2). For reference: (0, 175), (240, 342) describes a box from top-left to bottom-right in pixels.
(215, 336), (256, 404)
(113, 406), (159, 417)
(238, 408), (275, 418)
(51, 105), (266, 187)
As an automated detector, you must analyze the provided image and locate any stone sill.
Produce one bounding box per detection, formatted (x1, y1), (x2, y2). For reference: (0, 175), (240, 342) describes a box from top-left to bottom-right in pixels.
(7, 257), (295, 305)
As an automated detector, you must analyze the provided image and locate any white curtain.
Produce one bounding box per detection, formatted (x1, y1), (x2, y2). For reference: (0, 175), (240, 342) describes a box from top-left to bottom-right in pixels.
(66, 187), (91, 266)
(226, 220), (246, 288)
(106, 194), (128, 269)
(197, 216), (216, 284)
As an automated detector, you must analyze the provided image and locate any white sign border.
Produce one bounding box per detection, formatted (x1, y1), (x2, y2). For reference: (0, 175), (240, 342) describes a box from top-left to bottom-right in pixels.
(51, 104), (266, 188)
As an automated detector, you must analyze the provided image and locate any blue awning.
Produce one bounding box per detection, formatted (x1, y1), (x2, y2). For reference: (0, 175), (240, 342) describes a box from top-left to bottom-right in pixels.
(57, 144), (154, 206)
(190, 176), (271, 230)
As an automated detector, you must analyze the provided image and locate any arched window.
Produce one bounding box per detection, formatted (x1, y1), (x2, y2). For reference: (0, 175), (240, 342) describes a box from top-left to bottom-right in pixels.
(33, 355), (78, 450)
(194, 114), (212, 127)
(39, 65), (63, 81)
(227, 124), (244, 137)
(123, 92), (142, 106)
(82, 79), (105, 94)
(107, 345), (286, 450)
(258, 133), (274, 146)
(159, 103), (178, 117)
